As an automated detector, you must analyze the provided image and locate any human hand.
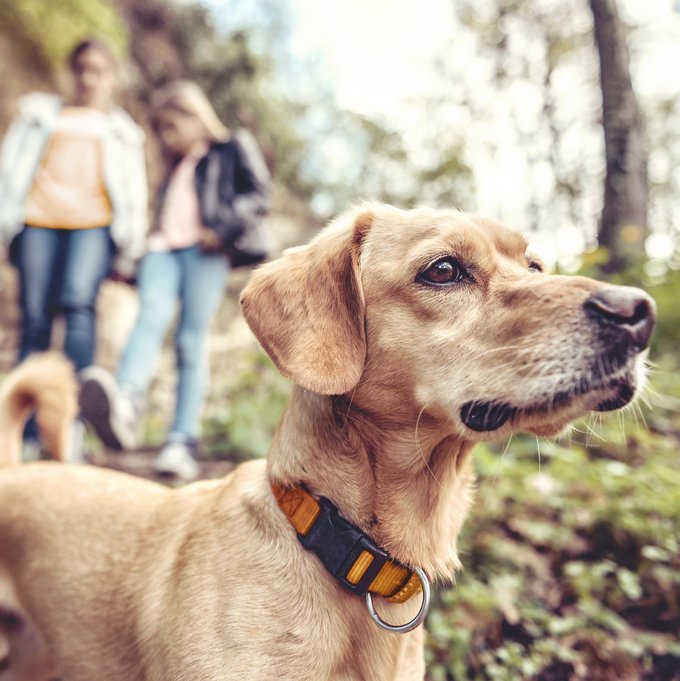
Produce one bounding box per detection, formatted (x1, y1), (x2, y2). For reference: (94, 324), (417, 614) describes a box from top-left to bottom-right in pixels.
(199, 228), (223, 252)
(110, 254), (138, 285)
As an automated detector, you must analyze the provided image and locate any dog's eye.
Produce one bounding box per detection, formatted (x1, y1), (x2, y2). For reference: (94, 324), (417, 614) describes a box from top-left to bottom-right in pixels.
(418, 257), (468, 285)
(528, 261), (543, 273)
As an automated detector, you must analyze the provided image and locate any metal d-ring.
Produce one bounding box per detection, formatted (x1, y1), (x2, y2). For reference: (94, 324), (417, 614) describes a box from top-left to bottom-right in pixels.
(365, 567), (431, 634)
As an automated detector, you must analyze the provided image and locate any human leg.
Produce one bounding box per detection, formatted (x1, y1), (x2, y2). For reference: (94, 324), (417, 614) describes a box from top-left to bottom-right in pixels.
(80, 252), (180, 450)
(50, 227), (113, 461)
(58, 227), (113, 371)
(170, 247), (228, 439)
(154, 247), (227, 480)
(16, 227), (62, 361)
(16, 227), (62, 445)
(115, 251), (181, 392)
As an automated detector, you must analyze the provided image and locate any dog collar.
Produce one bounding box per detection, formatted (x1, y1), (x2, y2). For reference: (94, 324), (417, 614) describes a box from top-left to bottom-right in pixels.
(271, 483), (427, 605)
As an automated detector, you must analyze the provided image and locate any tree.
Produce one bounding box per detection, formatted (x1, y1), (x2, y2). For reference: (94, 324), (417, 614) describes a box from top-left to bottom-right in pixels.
(440, 0), (672, 270)
(589, 0), (647, 272)
(443, 0), (604, 263)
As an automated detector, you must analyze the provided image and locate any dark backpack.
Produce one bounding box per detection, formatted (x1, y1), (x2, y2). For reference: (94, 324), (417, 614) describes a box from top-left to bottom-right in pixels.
(195, 130), (270, 268)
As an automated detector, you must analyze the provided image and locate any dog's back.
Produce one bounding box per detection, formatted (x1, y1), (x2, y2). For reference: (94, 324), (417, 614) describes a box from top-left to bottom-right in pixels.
(0, 352), (78, 466)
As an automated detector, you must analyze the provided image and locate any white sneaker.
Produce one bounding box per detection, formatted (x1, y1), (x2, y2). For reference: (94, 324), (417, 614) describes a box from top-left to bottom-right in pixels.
(154, 438), (200, 482)
(22, 438), (42, 462)
(79, 367), (139, 451)
(65, 419), (87, 464)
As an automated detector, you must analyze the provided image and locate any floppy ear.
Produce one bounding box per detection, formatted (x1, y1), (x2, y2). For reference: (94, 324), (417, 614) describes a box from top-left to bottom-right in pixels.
(240, 209), (373, 394)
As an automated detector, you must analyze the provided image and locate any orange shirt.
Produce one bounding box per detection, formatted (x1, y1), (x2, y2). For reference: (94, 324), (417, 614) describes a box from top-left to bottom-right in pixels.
(24, 107), (112, 229)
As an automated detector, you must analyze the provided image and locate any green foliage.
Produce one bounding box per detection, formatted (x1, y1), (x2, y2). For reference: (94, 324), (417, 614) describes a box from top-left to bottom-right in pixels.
(645, 267), (680, 357)
(426, 408), (680, 680)
(0, 0), (127, 73)
(202, 349), (291, 461)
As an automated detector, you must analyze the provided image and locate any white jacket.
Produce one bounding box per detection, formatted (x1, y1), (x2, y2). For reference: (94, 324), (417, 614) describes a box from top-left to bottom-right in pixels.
(0, 92), (149, 261)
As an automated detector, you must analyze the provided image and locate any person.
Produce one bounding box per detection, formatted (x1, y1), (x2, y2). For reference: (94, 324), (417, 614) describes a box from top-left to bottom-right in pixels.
(80, 80), (270, 481)
(0, 38), (148, 462)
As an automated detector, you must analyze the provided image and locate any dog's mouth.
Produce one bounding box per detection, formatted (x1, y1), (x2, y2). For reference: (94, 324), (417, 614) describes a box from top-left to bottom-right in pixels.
(460, 351), (642, 434)
(460, 400), (517, 432)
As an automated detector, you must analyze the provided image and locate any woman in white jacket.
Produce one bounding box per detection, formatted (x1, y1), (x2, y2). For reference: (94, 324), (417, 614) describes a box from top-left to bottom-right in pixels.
(0, 38), (148, 459)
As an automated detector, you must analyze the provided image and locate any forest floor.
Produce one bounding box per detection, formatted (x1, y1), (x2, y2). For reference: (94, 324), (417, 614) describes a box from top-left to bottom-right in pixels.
(88, 446), (236, 483)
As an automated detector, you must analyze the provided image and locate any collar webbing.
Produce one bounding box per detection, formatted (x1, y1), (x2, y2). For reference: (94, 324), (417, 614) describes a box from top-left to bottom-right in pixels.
(271, 483), (423, 604)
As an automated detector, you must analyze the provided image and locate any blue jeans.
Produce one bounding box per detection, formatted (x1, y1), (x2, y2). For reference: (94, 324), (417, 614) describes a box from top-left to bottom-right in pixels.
(17, 225), (113, 370)
(117, 246), (228, 439)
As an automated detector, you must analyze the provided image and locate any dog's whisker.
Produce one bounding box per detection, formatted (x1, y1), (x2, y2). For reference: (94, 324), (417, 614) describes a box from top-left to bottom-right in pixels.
(584, 415), (593, 447)
(642, 384), (680, 412)
(627, 401), (640, 431)
(341, 385), (359, 430)
(479, 435), (513, 516)
(637, 388), (654, 409)
(414, 406), (443, 490)
(570, 423), (588, 437)
(583, 414), (606, 446)
(595, 413), (605, 437)
(633, 399), (650, 431)
(617, 410), (626, 442)
(471, 344), (532, 359)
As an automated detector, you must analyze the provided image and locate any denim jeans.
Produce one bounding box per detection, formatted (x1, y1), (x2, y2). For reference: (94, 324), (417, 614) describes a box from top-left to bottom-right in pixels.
(116, 246), (228, 439)
(17, 225), (113, 369)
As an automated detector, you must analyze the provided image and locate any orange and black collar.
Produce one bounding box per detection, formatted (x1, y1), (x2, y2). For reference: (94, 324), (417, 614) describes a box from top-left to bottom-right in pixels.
(271, 483), (423, 604)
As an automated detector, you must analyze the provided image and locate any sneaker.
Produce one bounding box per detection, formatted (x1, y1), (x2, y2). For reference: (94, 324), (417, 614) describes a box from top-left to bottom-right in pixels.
(154, 436), (200, 482)
(65, 418), (87, 464)
(79, 367), (139, 451)
(21, 438), (42, 463)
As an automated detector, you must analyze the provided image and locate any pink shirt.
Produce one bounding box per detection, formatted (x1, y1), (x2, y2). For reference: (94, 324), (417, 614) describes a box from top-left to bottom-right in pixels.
(148, 142), (209, 252)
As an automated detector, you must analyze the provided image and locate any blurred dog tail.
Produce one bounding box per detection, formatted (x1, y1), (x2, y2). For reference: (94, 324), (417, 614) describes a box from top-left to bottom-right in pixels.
(0, 353), (79, 466)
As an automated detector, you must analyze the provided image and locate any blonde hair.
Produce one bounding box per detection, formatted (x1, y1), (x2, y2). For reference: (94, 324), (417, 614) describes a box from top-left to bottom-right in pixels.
(150, 80), (229, 141)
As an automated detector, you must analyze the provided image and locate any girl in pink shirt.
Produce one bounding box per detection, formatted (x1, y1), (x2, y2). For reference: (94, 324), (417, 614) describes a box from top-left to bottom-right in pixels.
(81, 81), (269, 481)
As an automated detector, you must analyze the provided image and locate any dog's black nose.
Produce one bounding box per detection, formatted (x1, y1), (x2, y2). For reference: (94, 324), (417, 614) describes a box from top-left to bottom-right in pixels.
(584, 286), (656, 350)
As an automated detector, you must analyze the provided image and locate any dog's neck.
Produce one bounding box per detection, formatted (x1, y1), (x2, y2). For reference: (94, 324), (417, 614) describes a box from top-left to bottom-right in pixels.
(267, 387), (476, 580)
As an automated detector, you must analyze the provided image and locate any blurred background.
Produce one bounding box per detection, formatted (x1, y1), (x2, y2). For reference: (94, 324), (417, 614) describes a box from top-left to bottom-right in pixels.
(0, 0), (678, 678)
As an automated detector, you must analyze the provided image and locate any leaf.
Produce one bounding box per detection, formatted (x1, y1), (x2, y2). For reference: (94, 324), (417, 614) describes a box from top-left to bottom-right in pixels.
(616, 568), (642, 601)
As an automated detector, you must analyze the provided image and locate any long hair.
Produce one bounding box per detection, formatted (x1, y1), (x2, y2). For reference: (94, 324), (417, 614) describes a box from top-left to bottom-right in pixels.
(150, 80), (229, 143)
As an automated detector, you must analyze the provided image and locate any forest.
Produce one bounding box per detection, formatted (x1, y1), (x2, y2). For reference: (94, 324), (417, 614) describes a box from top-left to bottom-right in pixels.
(0, 0), (678, 679)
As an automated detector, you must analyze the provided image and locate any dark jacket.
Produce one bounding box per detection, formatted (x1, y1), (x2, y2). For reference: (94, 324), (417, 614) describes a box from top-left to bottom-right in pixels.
(194, 130), (270, 266)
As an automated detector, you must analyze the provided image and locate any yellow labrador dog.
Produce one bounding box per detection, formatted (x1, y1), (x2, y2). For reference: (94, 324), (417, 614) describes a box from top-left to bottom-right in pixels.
(0, 204), (655, 680)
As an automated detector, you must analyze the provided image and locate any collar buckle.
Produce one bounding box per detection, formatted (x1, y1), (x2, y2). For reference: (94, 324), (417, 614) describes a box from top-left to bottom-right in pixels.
(298, 496), (390, 596)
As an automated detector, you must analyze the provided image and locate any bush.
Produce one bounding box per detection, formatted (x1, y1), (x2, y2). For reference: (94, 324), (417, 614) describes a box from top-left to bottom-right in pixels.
(0, 0), (128, 73)
(202, 349), (291, 460)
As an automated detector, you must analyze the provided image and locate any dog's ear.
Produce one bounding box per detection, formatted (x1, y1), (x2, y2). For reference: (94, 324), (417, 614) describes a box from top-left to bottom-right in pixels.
(241, 209), (372, 394)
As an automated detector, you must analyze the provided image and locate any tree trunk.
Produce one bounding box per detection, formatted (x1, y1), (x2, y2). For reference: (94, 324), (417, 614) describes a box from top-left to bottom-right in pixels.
(589, 0), (647, 272)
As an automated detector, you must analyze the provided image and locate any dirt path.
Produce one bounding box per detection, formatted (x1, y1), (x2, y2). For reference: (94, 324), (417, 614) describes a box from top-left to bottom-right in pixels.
(90, 447), (237, 483)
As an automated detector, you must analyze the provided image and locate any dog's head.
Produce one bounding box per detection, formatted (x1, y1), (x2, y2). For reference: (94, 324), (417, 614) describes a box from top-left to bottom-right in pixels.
(241, 204), (655, 441)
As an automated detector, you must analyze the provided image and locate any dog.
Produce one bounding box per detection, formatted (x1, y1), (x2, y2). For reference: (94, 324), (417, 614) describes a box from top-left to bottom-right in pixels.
(0, 353), (78, 467)
(0, 204), (655, 680)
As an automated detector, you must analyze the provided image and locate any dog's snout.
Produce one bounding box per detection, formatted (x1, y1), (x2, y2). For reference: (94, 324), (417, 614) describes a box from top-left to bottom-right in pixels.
(584, 286), (656, 349)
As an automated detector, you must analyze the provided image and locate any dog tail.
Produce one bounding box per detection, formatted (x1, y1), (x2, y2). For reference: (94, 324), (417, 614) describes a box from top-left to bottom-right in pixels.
(0, 352), (79, 466)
